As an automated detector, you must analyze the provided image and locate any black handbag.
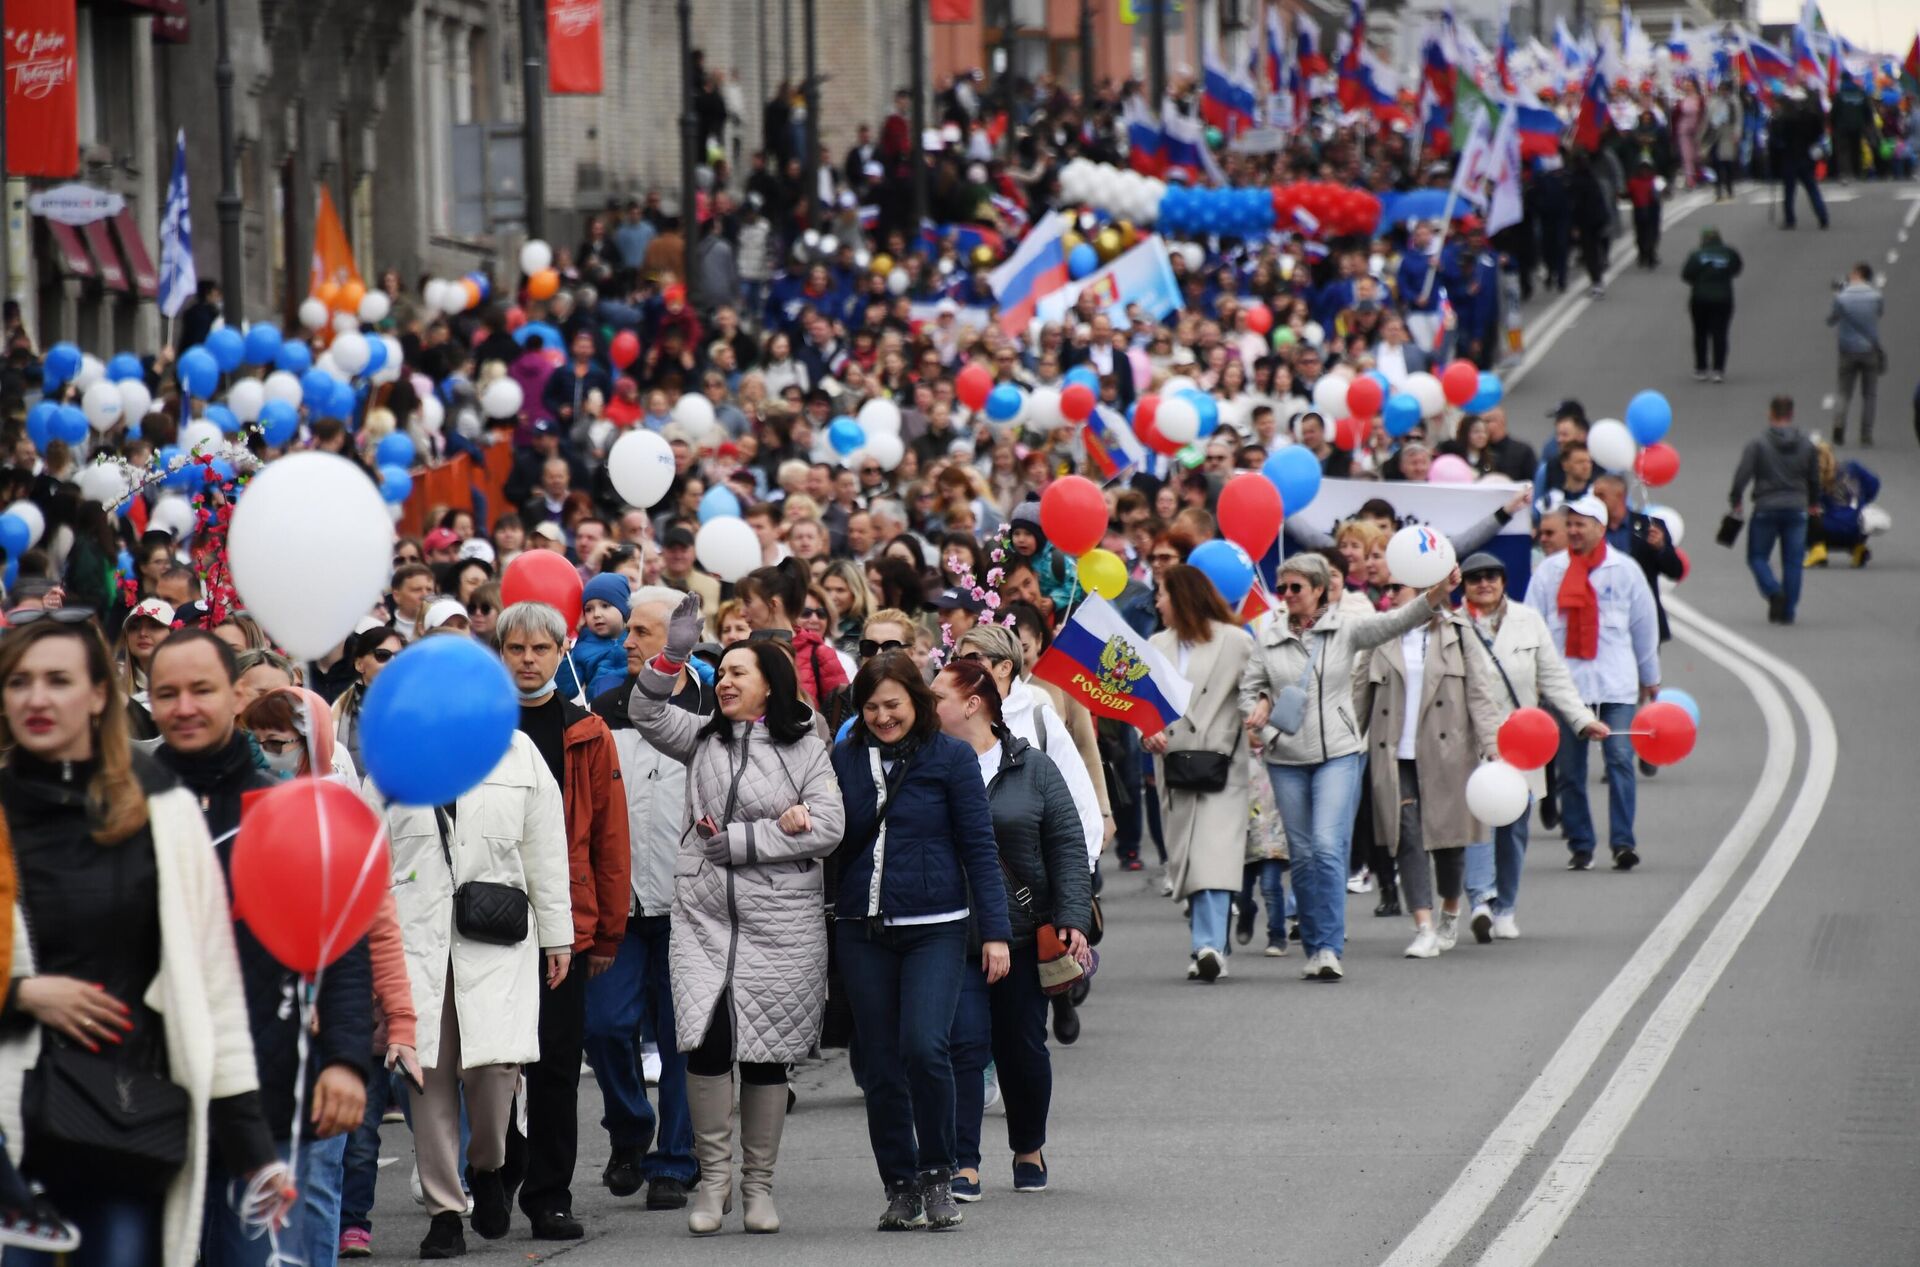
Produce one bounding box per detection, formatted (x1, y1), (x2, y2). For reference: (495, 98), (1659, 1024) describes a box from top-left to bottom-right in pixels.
(1162, 729), (1242, 794)
(22, 1039), (189, 1196)
(437, 808), (531, 947)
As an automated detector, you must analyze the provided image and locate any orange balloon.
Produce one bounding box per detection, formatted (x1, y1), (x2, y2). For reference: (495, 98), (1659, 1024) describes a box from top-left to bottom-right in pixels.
(459, 279), (482, 310)
(527, 269), (560, 301)
(337, 279), (366, 314)
(315, 281), (341, 310)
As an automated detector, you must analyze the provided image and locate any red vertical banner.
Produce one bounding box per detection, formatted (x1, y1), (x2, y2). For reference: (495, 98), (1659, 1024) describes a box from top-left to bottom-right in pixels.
(547, 0), (603, 95)
(929, 0), (975, 21)
(4, 0), (80, 178)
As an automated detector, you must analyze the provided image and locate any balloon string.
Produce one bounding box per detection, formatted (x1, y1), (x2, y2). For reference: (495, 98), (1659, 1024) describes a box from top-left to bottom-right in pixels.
(565, 648), (587, 705)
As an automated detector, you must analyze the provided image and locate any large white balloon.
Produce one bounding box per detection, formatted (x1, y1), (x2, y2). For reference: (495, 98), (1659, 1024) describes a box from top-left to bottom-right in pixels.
(331, 312), (359, 336)
(76, 463), (129, 509)
(180, 420), (223, 453)
(226, 378), (265, 423)
(606, 430), (676, 509)
(671, 392), (717, 437)
(372, 335), (404, 385)
(1160, 375), (1198, 400)
(1465, 761), (1531, 827)
(419, 394), (446, 434)
(331, 331), (371, 377)
(358, 290), (392, 325)
(117, 378), (153, 424)
(1405, 371), (1447, 419)
(858, 398), (903, 436)
(481, 378), (524, 420)
(227, 452), (393, 660)
(74, 354), (105, 393)
(149, 494), (195, 539)
(1155, 395), (1201, 446)
(1385, 523), (1456, 588)
(694, 517), (761, 582)
(1026, 385), (1063, 429)
(1311, 373), (1351, 421)
(4, 501), (44, 549)
(264, 370), (304, 408)
(520, 240), (553, 275)
(1586, 419), (1638, 472)
(861, 431), (906, 471)
(298, 297), (329, 331)
(82, 381), (123, 431)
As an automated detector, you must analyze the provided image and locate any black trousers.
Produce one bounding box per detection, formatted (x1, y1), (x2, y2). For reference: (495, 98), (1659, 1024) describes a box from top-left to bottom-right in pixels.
(686, 987), (787, 1085)
(1690, 299), (1732, 372)
(508, 959), (588, 1217)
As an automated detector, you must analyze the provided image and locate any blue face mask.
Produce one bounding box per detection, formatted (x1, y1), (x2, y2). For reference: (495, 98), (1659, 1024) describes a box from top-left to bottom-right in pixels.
(517, 675), (557, 702)
(262, 747), (304, 781)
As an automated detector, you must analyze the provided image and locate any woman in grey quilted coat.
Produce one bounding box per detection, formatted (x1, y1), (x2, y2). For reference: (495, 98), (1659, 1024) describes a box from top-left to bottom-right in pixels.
(629, 598), (845, 1238)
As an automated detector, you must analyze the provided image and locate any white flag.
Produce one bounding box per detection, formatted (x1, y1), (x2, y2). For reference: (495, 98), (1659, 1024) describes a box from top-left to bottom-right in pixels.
(1449, 104), (1495, 212)
(1487, 106), (1525, 235)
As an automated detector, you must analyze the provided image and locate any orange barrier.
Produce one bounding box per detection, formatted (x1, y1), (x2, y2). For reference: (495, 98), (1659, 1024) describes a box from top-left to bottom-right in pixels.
(397, 443), (519, 538)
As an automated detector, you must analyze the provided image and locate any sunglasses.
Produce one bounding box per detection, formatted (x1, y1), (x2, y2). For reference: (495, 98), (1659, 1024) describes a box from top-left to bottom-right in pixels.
(799, 606), (828, 619)
(1464, 572), (1504, 585)
(860, 467), (882, 476)
(859, 638), (906, 659)
(6, 606), (97, 627)
(1277, 581), (1309, 595)
(366, 647), (397, 664)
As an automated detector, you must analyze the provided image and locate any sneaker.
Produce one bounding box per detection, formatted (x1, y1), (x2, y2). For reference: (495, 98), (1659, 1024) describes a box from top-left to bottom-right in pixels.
(337, 1227), (372, 1259)
(528, 1208), (583, 1241)
(1234, 900), (1256, 945)
(645, 1176), (690, 1210)
(1613, 847), (1640, 871)
(1187, 958), (1201, 980)
(1567, 852), (1594, 871)
(878, 1181), (927, 1231)
(411, 1163), (425, 1206)
(1288, 917), (1301, 943)
(1436, 911), (1460, 952)
(1265, 937), (1288, 957)
(1471, 903), (1494, 944)
(983, 1063), (1002, 1112)
(1194, 946), (1223, 982)
(1589, 284), (1606, 298)
(419, 1212), (466, 1259)
(1123, 857), (1144, 872)
(1491, 913), (1521, 940)
(1314, 949), (1345, 981)
(1852, 544), (1872, 568)
(1013, 1156), (1049, 1193)
(1405, 927), (1441, 958)
(1711, 371), (1724, 383)
(1347, 869), (1375, 894)
(1692, 369), (1708, 381)
(1159, 876), (1175, 897)
(641, 1043), (662, 1086)
(951, 1173), (983, 1203)
(919, 1169), (963, 1231)
(603, 1147), (643, 1198)
(0, 1198), (80, 1254)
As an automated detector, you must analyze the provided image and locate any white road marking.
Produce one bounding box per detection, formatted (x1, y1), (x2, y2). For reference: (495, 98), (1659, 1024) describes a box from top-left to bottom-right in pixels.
(1378, 610), (1798, 1267)
(1822, 393), (1837, 411)
(1889, 250), (1900, 266)
(1905, 198), (1920, 230)
(1476, 601), (1838, 1265)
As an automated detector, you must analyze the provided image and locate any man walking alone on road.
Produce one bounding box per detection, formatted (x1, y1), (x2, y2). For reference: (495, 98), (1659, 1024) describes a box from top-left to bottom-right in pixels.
(1730, 395), (1822, 626)
(1828, 263), (1885, 447)
(1680, 227), (1741, 383)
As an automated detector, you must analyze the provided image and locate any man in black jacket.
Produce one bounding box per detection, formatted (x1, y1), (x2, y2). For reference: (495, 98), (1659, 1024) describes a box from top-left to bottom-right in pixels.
(148, 629), (372, 1266)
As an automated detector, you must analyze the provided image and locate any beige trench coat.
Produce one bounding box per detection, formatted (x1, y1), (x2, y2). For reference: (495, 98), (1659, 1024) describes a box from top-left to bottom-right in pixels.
(1151, 623), (1255, 897)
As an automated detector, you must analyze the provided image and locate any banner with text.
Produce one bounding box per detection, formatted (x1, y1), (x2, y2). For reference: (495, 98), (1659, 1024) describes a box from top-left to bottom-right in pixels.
(1283, 477), (1533, 597)
(548, 0), (604, 95)
(5, 0), (80, 179)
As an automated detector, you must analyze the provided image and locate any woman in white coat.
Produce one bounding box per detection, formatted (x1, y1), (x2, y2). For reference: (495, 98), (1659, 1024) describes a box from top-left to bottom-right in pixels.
(1456, 553), (1608, 940)
(384, 731), (572, 1255)
(1146, 566), (1255, 982)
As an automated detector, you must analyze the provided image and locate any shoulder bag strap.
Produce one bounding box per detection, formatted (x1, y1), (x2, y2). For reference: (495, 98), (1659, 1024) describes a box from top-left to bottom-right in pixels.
(1468, 616), (1523, 710)
(1835, 301), (1885, 356)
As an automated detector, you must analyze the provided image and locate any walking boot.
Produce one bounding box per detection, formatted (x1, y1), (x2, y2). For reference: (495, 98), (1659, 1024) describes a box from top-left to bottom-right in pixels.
(1804, 541), (1828, 568)
(737, 1081), (787, 1233)
(1373, 879), (1401, 918)
(685, 1072), (735, 1236)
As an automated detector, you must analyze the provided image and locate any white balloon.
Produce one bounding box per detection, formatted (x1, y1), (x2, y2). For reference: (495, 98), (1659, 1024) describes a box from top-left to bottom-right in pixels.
(1160, 375), (1198, 400)
(1405, 371), (1447, 419)
(331, 331), (371, 377)
(316, 352), (341, 379)
(481, 378), (525, 420)
(76, 463), (129, 509)
(419, 394), (446, 434)
(117, 378), (152, 423)
(298, 297), (329, 331)
(332, 312), (359, 335)
(694, 517), (761, 582)
(226, 378), (265, 423)
(606, 430), (677, 509)
(671, 392), (717, 436)
(1586, 419), (1638, 472)
(887, 267), (910, 296)
(82, 381), (123, 431)
(373, 335), (405, 385)
(862, 430), (906, 471)
(4, 501), (44, 549)
(819, 234), (839, 256)
(857, 398), (903, 436)
(1466, 761), (1531, 827)
(227, 452), (393, 660)
(1156, 395), (1201, 446)
(180, 420), (223, 453)
(74, 354), (105, 393)
(1178, 242), (1205, 271)
(802, 229), (821, 250)
(422, 280), (448, 314)
(1644, 503), (1685, 548)
(1026, 385), (1063, 428)
(149, 494), (195, 539)
(358, 290), (392, 324)
(1385, 524), (1456, 589)
(1311, 374), (1351, 420)
(264, 370), (304, 408)
(520, 239), (553, 275)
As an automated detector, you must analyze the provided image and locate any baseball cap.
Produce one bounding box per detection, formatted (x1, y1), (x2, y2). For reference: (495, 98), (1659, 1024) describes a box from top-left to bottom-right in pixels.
(422, 599), (469, 632)
(1459, 552), (1506, 578)
(530, 521), (566, 543)
(930, 586), (985, 614)
(457, 538), (496, 564)
(531, 417), (559, 436)
(423, 527), (460, 552)
(1565, 494), (1608, 523)
(661, 525), (696, 549)
(127, 598), (176, 628)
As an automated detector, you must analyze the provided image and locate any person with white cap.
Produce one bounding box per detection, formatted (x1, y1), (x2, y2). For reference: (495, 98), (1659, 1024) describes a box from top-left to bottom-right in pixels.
(113, 597), (175, 740)
(420, 599), (470, 636)
(1523, 495), (1660, 873)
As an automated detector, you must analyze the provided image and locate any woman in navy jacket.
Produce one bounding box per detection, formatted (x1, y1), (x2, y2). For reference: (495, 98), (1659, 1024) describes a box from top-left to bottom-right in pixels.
(831, 653), (1010, 1234)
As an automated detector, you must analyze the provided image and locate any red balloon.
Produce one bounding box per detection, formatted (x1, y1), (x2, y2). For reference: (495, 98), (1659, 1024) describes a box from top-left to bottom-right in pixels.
(1441, 359), (1480, 406)
(1631, 701), (1697, 766)
(1216, 472), (1283, 557)
(502, 548), (584, 630)
(1674, 547), (1690, 582)
(1244, 302), (1273, 336)
(1497, 707), (1560, 770)
(955, 362), (994, 411)
(231, 779), (389, 975)
(610, 330), (641, 370)
(1635, 442), (1680, 486)
(1333, 416), (1365, 450)
(1345, 375), (1384, 419)
(1060, 382), (1096, 423)
(1133, 394), (1182, 457)
(505, 305), (528, 332)
(1038, 475), (1108, 558)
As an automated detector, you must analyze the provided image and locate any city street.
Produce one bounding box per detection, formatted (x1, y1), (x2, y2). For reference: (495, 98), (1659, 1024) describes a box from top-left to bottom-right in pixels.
(364, 181), (1920, 1267)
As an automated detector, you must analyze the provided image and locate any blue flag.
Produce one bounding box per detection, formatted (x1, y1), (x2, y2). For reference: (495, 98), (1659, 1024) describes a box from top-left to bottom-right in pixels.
(158, 130), (196, 320)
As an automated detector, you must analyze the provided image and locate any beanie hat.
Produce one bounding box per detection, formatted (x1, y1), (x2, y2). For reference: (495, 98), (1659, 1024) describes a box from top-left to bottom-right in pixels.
(583, 573), (632, 623)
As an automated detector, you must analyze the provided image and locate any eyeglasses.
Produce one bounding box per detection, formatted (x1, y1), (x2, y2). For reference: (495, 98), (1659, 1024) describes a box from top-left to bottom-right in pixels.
(257, 736), (304, 756)
(799, 606), (828, 619)
(860, 466), (882, 476)
(1277, 582), (1308, 595)
(367, 647), (397, 664)
(1149, 552), (1180, 565)
(5, 606), (97, 627)
(1463, 572), (1504, 585)
(859, 638), (906, 659)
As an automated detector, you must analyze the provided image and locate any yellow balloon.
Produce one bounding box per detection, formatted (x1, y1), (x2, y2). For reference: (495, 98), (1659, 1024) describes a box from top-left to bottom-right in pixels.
(1061, 231), (1085, 256)
(1076, 548), (1128, 600)
(870, 252), (894, 276)
(1114, 221), (1137, 250)
(1094, 228), (1123, 261)
(970, 243), (997, 268)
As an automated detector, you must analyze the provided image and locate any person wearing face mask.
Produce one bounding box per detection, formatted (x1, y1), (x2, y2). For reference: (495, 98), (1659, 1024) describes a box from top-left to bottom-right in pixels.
(493, 602), (630, 1242)
(626, 596), (845, 1237)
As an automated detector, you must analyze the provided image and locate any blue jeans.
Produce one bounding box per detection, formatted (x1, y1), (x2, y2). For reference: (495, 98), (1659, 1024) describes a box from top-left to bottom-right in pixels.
(1, 1189), (159, 1266)
(1466, 802), (1532, 914)
(1557, 702), (1638, 856)
(1259, 859), (1294, 937)
(582, 915), (696, 1182)
(1188, 889), (1232, 956)
(1266, 754), (1366, 957)
(950, 944), (1051, 1173)
(1748, 508), (1809, 620)
(837, 919), (969, 1187)
(202, 1134), (347, 1267)
(341, 1067), (398, 1234)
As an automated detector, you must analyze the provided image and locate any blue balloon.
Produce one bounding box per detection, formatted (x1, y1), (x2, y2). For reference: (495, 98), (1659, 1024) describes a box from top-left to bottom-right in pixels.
(1189, 539), (1256, 607)
(985, 383), (1024, 423)
(156, 446), (197, 490)
(378, 465), (414, 504)
(178, 346), (220, 399)
(1068, 243), (1100, 280)
(300, 368), (336, 409)
(514, 321), (566, 351)
(276, 340), (314, 374)
(698, 485), (742, 523)
(362, 333), (388, 377)
(1656, 688), (1701, 728)
(209, 457), (238, 485)
(53, 405), (89, 446)
(359, 637), (519, 805)
(0, 514), (29, 559)
(1465, 371), (1504, 413)
(1383, 393), (1422, 438)
(42, 343), (81, 388)
(376, 432), (416, 469)
(1180, 390), (1219, 438)
(1626, 390), (1672, 446)
(1262, 445), (1324, 517)
(116, 549), (134, 580)
(25, 403), (56, 452)
(205, 327), (246, 374)
(827, 416), (865, 456)
(325, 377), (359, 422)
(206, 404), (240, 435)
(107, 353), (144, 383)
(1064, 365), (1101, 394)
(243, 323), (283, 366)
(1366, 370), (1393, 397)
(258, 399), (300, 447)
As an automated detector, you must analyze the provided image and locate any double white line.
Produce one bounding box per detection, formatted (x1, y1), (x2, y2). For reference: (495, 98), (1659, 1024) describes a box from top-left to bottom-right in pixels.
(1382, 597), (1837, 1267)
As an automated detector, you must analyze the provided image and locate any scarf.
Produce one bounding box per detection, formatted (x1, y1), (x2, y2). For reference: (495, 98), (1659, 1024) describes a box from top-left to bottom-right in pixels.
(1558, 543), (1606, 661)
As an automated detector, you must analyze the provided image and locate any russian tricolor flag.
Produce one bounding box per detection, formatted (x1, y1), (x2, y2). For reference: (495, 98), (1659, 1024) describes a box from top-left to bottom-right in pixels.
(1084, 404), (1146, 481)
(987, 211), (1072, 337)
(1265, 6), (1287, 94)
(1160, 102), (1225, 184)
(1497, 12), (1518, 92)
(1031, 595), (1192, 738)
(1573, 68), (1610, 150)
(1296, 13), (1328, 77)
(1514, 99), (1564, 158)
(1124, 95), (1165, 175)
(1335, 0), (1369, 110)
(1201, 51), (1259, 136)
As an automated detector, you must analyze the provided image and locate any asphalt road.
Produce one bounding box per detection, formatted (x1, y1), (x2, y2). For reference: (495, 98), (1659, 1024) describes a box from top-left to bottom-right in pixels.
(363, 180), (1920, 1267)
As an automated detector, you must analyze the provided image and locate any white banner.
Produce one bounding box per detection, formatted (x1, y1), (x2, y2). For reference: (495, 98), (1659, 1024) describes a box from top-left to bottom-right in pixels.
(1285, 477), (1529, 542)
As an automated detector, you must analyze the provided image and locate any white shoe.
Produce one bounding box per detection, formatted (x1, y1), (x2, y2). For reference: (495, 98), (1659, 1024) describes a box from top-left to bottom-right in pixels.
(1436, 911), (1460, 952)
(1405, 928), (1441, 958)
(1302, 949), (1343, 980)
(1187, 958), (1201, 979)
(641, 1042), (662, 1086)
(1492, 913), (1521, 940)
(983, 1063), (1002, 1111)
(1471, 904), (1494, 944)
(1194, 946), (1223, 982)
(1264, 940), (1287, 957)
(1160, 876), (1176, 897)
(1347, 869), (1375, 894)
(411, 1165), (424, 1206)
